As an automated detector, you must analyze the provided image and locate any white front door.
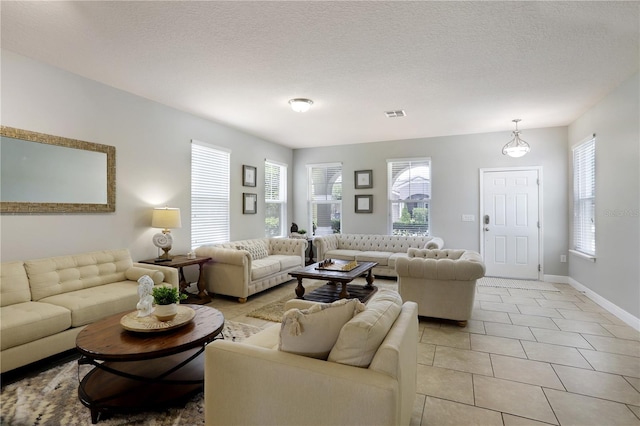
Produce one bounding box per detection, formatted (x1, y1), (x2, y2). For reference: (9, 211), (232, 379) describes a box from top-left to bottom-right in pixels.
(481, 168), (540, 279)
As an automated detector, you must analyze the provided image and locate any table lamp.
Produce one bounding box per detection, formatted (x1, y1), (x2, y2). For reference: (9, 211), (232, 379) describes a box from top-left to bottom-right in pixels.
(151, 207), (182, 261)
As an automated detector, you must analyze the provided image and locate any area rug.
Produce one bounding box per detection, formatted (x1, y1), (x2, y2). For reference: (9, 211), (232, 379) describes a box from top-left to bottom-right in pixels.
(478, 276), (560, 292)
(246, 278), (398, 323)
(0, 320), (261, 426)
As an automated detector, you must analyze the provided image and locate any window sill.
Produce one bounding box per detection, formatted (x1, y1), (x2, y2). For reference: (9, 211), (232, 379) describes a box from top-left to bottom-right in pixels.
(569, 249), (596, 262)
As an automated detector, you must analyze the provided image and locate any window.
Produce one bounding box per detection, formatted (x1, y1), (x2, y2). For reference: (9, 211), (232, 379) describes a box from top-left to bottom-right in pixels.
(265, 160), (287, 237)
(191, 141), (230, 248)
(308, 163), (342, 235)
(572, 136), (596, 257)
(387, 158), (431, 236)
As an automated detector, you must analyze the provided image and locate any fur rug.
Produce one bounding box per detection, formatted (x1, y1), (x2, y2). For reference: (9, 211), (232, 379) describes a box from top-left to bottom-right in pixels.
(0, 321), (261, 426)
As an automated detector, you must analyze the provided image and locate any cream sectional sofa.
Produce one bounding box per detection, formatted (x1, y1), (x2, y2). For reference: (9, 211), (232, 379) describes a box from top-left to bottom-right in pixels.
(205, 290), (418, 426)
(0, 249), (178, 373)
(195, 237), (307, 303)
(313, 233), (444, 277)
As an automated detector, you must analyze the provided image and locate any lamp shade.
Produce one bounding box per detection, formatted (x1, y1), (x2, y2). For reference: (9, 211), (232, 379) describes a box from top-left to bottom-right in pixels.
(152, 207), (181, 230)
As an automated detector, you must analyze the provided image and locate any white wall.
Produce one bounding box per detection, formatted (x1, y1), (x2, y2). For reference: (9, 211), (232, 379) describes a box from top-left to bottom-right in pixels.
(293, 126), (569, 276)
(568, 73), (640, 320)
(1, 50), (293, 263)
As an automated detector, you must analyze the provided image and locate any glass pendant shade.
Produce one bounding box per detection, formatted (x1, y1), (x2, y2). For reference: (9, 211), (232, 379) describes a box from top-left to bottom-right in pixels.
(502, 119), (530, 158)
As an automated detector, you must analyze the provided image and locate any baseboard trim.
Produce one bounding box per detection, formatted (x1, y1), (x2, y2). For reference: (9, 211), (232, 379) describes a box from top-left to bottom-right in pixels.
(543, 274), (569, 284)
(568, 277), (640, 332)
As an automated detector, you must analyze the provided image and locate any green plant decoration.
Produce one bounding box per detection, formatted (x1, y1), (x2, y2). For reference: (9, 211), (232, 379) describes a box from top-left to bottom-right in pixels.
(298, 229), (307, 235)
(152, 286), (187, 305)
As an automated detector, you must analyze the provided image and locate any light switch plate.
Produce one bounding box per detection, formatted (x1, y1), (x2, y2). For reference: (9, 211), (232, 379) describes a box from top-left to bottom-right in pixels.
(461, 214), (475, 222)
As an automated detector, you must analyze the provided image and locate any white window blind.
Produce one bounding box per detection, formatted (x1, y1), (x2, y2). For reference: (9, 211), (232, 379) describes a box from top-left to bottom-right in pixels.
(308, 163), (342, 235)
(572, 136), (596, 256)
(265, 160), (287, 237)
(387, 158), (431, 236)
(191, 141), (230, 248)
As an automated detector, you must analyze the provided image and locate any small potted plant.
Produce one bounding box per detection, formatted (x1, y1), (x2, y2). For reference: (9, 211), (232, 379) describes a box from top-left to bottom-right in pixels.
(298, 229), (307, 235)
(152, 286), (187, 321)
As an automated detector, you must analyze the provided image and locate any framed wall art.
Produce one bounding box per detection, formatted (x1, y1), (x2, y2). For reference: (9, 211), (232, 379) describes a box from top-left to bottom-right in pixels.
(243, 193), (257, 214)
(243, 165), (256, 187)
(355, 194), (373, 213)
(354, 169), (373, 189)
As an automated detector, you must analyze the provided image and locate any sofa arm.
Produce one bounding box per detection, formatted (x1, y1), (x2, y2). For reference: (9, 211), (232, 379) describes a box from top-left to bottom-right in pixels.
(425, 237), (444, 249)
(195, 245), (248, 266)
(131, 263), (179, 288)
(313, 234), (338, 261)
(205, 341), (400, 426)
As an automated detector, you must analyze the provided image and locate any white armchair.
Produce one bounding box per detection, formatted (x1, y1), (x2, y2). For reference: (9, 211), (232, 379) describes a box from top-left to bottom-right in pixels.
(395, 248), (485, 326)
(204, 297), (418, 425)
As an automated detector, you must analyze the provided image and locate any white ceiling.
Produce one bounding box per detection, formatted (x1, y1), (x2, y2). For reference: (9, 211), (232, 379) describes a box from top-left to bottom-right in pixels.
(1, 1), (638, 149)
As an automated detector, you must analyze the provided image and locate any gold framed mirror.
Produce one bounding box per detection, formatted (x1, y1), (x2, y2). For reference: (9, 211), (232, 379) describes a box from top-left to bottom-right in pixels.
(0, 126), (116, 213)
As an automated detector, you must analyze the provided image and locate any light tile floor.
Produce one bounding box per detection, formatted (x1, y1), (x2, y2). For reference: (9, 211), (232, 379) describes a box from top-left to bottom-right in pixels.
(201, 278), (640, 426)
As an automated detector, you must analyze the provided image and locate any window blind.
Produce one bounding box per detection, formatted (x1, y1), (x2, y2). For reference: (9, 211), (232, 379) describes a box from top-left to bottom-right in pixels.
(191, 141), (230, 248)
(387, 158), (431, 236)
(572, 137), (596, 256)
(265, 160), (287, 237)
(307, 163), (342, 235)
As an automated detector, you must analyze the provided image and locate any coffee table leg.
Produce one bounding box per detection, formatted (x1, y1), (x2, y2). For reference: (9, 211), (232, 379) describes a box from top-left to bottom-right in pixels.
(365, 269), (375, 288)
(295, 277), (305, 298)
(339, 281), (350, 299)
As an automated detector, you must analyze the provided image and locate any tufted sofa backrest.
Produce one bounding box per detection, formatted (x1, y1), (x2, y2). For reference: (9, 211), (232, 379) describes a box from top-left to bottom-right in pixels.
(336, 234), (437, 253)
(397, 249), (485, 281)
(25, 249), (134, 301)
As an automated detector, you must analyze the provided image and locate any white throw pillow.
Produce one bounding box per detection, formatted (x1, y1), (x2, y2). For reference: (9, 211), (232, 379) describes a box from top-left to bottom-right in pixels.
(328, 289), (403, 367)
(279, 298), (365, 360)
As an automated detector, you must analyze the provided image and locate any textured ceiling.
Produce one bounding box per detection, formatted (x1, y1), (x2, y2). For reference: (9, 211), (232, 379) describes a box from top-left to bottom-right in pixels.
(1, 1), (638, 149)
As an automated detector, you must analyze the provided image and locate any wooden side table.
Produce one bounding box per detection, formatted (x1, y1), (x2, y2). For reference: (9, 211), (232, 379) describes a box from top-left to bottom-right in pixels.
(139, 255), (212, 304)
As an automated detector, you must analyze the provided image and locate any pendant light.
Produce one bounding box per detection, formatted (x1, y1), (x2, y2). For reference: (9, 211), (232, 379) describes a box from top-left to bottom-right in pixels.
(502, 119), (531, 158)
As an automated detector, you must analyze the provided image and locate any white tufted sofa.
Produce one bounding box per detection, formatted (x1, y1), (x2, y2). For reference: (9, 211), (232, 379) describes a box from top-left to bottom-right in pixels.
(0, 249), (178, 373)
(313, 234), (444, 277)
(395, 248), (485, 325)
(195, 238), (307, 303)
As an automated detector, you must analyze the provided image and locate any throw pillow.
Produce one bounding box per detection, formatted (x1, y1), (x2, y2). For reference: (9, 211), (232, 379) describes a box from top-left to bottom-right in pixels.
(279, 298), (365, 360)
(327, 289), (402, 367)
(125, 267), (164, 285)
(237, 242), (269, 260)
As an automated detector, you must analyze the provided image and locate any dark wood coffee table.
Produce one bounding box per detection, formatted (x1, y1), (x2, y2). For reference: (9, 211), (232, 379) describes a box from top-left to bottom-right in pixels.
(289, 260), (378, 303)
(75, 305), (224, 423)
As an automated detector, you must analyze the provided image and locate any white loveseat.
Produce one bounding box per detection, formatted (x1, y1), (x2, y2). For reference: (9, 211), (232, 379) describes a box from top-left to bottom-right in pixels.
(0, 249), (178, 373)
(195, 238), (307, 303)
(313, 233), (444, 277)
(204, 290), (418, 426)
(396, 248), (485, 325)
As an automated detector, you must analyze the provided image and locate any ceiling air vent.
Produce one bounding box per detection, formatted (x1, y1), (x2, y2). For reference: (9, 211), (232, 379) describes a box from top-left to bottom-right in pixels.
(384, 110), (406, 118)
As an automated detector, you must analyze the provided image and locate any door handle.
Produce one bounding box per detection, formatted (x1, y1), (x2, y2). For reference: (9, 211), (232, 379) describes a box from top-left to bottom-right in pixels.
(484, 227), (490, 231)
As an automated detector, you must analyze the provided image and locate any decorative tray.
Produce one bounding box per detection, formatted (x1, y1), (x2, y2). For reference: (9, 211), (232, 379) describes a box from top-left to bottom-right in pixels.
(315, 260), (359, 272)
(120, 305), (196, 333)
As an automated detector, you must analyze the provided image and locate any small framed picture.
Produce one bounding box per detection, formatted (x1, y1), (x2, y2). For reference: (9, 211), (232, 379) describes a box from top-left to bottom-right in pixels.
(355, 195), (373, 213)
(243, 165), (257, 187)
(355, 170), (373, 189)
(243, 193), (257, 214)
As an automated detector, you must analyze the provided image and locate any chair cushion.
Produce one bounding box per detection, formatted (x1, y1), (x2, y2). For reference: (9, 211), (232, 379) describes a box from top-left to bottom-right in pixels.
(269, 254), (301, 271)
(124, 267), (165, 285)
(328, 289), (403, 367)
(279, 298), (365, 359)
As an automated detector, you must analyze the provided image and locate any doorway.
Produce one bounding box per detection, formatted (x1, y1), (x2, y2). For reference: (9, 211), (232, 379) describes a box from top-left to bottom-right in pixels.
(480, 167), (542, 280)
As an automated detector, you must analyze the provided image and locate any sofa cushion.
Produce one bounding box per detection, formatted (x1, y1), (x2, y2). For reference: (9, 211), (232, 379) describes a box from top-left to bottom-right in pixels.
(324, 249), (360, 261)
(0, 301), (71, 350)
(125, 267), (165, 285)
(279, 298), (365, 359)
(39, 281), (140, 327)
(356, 251), (392, 266)
(268, 254), (301, 271)
(328, 289), (403, 367)
(0, 261), (31, 307)
(250, 258), (281, 280)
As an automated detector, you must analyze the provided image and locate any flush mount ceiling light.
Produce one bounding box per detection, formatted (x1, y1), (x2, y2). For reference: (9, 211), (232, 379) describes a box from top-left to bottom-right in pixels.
(288, 98), (313, 112)
(502, 119), (531, 158)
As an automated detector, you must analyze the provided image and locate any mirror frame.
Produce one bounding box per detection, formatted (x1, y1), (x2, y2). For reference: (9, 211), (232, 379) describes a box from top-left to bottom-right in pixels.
(0, 126), (116, 213)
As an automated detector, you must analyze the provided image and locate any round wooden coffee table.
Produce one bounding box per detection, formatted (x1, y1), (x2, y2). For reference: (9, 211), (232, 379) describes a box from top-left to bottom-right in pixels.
(76, 304), (224, 423)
